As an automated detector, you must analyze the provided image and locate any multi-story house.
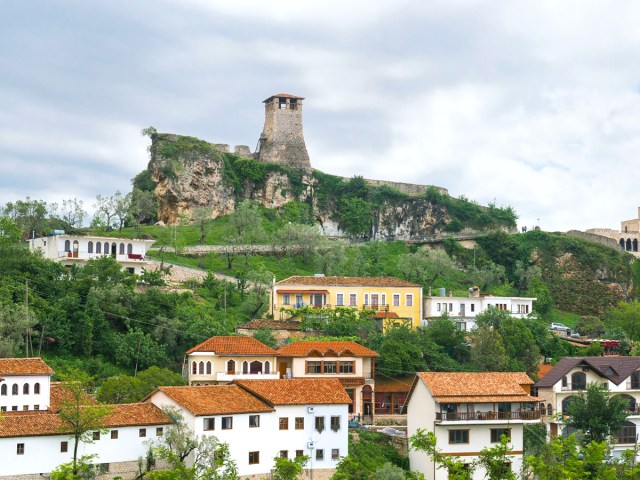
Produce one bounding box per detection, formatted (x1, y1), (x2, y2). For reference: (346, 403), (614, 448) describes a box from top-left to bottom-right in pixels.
(535, 356), (640, 459)
(0, 357), (54, 412)
(423, 286), (536, 331)
(185, 336), (280, 385)
(29, 234), (155, 274)
(271, 275), (423, 328)
(147, 378), (350, 480)
(276, 340), (378, 419)
(406, 372), (542, 479)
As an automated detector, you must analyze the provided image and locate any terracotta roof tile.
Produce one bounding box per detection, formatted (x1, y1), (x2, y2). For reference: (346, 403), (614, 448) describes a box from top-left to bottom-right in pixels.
(374, 311), (400, 319)
(0, 404), (171, 438)
(433, 395), (545, 403)
(277, 341), (379, 357)
(151, 385), (274, 416)
(277, 276), (421, 288)
(0, 358), (54, 376)
(238, 319), (302, 331)
(186, 336), (279, 356)
(235, 378), (352, 405)
(416, 372), (534, 400)
(536, 363), (554, 379)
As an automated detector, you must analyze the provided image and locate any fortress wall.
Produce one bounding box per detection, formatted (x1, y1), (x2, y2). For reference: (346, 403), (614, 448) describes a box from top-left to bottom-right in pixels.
(566, 230), (624, 251)
(339, 177), (449, 197)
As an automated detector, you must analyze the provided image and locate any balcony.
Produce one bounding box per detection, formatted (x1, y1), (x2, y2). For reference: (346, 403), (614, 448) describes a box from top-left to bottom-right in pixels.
(561, 382), (608, 391)
(626, 381), (640, 391)
(435, 411), (541, 422)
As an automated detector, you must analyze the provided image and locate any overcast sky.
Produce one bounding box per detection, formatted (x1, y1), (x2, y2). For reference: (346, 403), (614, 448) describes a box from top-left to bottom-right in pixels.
(2, 0), (640, 232)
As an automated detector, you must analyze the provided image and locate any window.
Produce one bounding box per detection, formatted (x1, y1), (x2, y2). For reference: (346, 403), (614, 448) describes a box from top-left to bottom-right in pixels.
(331, 416), (341, 431)
(93, 431), (101, 441)
(316, 449), (324, 461)
(96, 242), (101, 254)
(295, 417), (304, 429)
(100, 463), (110, 473)
(349, 294), (357, 306)
(243, 361), (249, 374)
(249, 415), (260, 428)
(280, 450), (288, 459)
(192, 362), (197, 375)
(222, 417), (233, 430)
(406, 294), (413, 307)
(324, 361), (337, 374)
(617, 421), (637, 444)
(199, 361), (204, 375)
(448, 303), (453, 311)
(491, 428), (511, 443)
(17, 443), (24, 455)
(265, 361), (270, 374)
(307, 361), (322, 374)
(249, 451), (259, 465)
(34, 404), (39, 410)
(23, 405), (28, 411)
(296, 450), (304, 458)
(392, 294), (400, 307)
(1, 384), (6, 395)
(364, 294), (369, 306)
(448, 430), (469, 444)
(315, 416), (325, 433)
(23, 383), (29, 395)
(11, 406), (17, 411)
(336, 293), (344, 306)
(156, 427), (163, 436)
(339, 361), (354, 374)
(111, 430), (118, 439)
(119, 243), (125, 255)
(470, 304), (475, 312)
(332, 449), (340, 460)
(104, 242), (109, 254)
(437, 302), (441, 312)
(283, 294), (290, 305)
(34, 383), (40, 394)
(0, 407), (5, 412)
(139, 428), (146, 438)
(295, 294), (303, 306)
(88, 241), (93, 254)
(204, 418), (215, 430)
(61, 441), (68, 453)
(12, 384), (18, 395)
(227, 360), (235, 374)
(206, 361), (211, 375)
(64, 240), (71, 252)
(127, 243), (133, 255)
(279, 417), (289, 430)
(571, 372), (587, 390)
(632, 371), (640, 389)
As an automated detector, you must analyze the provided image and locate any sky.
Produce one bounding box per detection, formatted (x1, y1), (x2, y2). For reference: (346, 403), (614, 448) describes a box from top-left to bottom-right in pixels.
(2, 0), (640, 232)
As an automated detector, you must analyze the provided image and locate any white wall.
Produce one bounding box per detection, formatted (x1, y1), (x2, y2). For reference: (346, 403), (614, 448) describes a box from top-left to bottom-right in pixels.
(0, 374), (50, 412)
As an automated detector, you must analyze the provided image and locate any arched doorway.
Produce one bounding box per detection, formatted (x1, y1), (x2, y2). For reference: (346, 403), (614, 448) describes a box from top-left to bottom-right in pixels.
(634, 239), (638, 252)
(362, 385), (373, 419)
(72, 240), (79, 258)
(110, 243), (117, 257)
(250, 361), (263, 374)
(620, 239), (626, 249)
(627, 239), (632, 251)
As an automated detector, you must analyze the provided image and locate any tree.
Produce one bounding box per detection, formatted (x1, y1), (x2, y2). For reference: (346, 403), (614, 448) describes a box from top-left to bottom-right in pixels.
(606, 301), (640, 341)
(50, 455), (98, 480)
(0, 303), (37, 357)
(372, 462), (407, 480)
(92, 194), (117, 230)
(575, 316), (605, 338)
(113, 191), (132, 232)
(370, 324), (427, 377)
(252, 328), (277, 348)
(469, 262), (506, 291)
(97, 375), (146, 404)
(193, 207), (212, 244)
(61, 198), (87, 228)
(2, 197), (49, 237)
(339, 197), (373, 238)
(129, 188), (157, 229)
(424, 315), (469, 363)
(409, 429), (473, 480)
(564, 382), (630, 444)
(469, 325), (508, 371)
(477, 435), (516, 480)
(271, 455), (309, 480)
(397, 249), (460, 287)
(0, 216), (22, 244)
(57, 370), (112, 477)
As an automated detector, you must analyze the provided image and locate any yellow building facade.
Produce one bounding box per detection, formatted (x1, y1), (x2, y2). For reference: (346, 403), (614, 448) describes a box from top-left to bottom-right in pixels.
(270, 276), (423, 328)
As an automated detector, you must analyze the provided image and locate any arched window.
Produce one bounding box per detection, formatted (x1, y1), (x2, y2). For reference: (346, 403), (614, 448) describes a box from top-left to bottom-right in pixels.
(620, 239), (626, 249)
(23, 384), (29, 395)
(561, 376), (568, 388)
(1, 384), (6, 395)
(34, 383), (40, 395)
(615, 394), (636, 413)
(127, 243), (133, 255)
(64, 240), (71, 252)
(105, 242), (110, 255)
(96, 242), (101, 254)
(632, 371), (640, 390)
(571, 372), (586, 390)
(192, 362), (197, 375)
(206, 362), (212, 375)
(119, 243), (125, 255)
(562, 396), (574, 414)
(634, 239), (639, 252)
(265, 361), (270, 374)
(250, 361), (263, 374)
(88, 241), (93, 254)
(227, 360), (236, 375)
(547, 403), (553, 416)
(198, 361), (204, 375)
(617, 421), (637, 444)
(11, 384), (18, 395)
(627, 239), (632, 251)
(242, 361), (249, 374)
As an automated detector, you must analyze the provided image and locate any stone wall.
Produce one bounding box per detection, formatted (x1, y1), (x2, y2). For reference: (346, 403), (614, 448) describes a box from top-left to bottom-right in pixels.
(343, 177), (448, 197)
(568, 230), (625, 251)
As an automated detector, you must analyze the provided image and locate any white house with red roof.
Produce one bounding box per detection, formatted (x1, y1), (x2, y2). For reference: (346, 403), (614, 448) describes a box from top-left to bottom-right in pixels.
(0, 357), (54, 413)
(406, 372), (542, 480)
(185, 336), (280, 385)
(146, 378), (350, 480)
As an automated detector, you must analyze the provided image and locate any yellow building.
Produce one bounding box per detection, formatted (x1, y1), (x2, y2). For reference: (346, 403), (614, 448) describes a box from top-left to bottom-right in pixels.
(271, 276), (423, 328)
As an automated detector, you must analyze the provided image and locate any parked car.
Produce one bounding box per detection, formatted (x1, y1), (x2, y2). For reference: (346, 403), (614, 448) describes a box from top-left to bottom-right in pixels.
(550, 322), (569, 331)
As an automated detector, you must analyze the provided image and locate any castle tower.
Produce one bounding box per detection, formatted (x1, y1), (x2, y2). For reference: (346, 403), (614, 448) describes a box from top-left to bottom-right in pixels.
(255, 93), (311, 170)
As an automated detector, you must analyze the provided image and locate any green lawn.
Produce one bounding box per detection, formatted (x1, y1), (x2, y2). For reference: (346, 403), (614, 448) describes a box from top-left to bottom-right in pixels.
(547, 308), (581, 328)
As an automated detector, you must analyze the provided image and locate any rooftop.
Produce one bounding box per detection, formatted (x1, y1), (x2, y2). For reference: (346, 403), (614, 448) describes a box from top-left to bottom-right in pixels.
(277, 276), (421, 288)
(0, 358), (54, 376)
(263, 93), (305, 102)
(149, 385), (273, 416)
(277, 341), (379, 358)
(535, 356), (640, 387)
(186, 336), (279, 356)
(235, 378), (352, 406)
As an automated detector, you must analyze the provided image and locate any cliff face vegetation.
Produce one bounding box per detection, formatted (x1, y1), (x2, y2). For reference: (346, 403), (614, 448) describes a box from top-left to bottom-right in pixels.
(147, 133), (517, 240)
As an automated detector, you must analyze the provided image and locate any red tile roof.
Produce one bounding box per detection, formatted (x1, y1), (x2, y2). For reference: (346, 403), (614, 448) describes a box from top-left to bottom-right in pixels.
(186, 336), (279, 356)
(374, 311), (400, 319)
(0, 358), (54, 376)
(150, 385), (273, 416)
(0, 404), (171, 438)
(277, 341), (378, 357)
(48, 382), (99, 412)
(277, 276), (421, 288)
(235, 378), (352, 405)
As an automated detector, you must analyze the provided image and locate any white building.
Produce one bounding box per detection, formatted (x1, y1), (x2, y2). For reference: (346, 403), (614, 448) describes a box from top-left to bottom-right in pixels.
(535, 356), (640, 459)
(29, 234), (155, 274)
(406, 372), (542, 480)
(0, 403), (172, 479)
(423, 286), (536, 331)
(186, 336), (280, 385)
(0, 357), (53, 413)
(147, 378), (350, 480)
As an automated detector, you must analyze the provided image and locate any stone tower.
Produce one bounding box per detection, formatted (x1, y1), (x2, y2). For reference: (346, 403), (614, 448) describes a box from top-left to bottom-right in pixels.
(255, 93), (311, 170)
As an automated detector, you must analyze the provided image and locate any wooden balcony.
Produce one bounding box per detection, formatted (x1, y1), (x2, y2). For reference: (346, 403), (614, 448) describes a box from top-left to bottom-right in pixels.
(435, 410), (541, 422)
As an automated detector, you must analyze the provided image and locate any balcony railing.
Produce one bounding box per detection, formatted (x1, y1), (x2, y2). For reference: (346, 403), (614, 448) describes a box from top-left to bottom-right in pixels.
(561, 383), (608, 391)
(435, 411), (541, 422)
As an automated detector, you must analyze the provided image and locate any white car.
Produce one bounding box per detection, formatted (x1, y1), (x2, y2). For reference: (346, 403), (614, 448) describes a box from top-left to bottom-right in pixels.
(550, 322), (569, 331)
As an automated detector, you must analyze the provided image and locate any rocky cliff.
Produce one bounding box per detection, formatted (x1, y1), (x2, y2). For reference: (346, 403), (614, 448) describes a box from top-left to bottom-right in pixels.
(148, 133), (516, 240)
